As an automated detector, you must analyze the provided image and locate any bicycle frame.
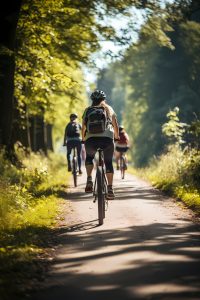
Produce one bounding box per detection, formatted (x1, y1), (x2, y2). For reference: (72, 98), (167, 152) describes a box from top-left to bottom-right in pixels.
(93, 148), (108, 225)
(93, 149), (107, 197)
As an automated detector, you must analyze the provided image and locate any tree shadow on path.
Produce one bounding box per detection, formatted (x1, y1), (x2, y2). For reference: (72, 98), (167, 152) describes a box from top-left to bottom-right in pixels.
(29, 220), (200, 300)
(29, 175), (200, 300)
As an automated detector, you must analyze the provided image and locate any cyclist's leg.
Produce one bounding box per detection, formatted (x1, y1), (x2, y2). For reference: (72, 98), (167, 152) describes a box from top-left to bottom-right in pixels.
(124, 147), (129, 169)
(124, 154), (128, 169)
(119, 151), (123, 167)
(115, 150), (120, 170)
(101, 139), (114, 181)
(75, 140), (82, 173)
(101, 138), (115, 199)
(67, 141), (73, 171)
(84, 138), (97, 192)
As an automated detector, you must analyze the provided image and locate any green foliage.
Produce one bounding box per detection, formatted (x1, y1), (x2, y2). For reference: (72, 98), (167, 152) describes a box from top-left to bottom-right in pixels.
(52, 69), (88, 149)
(140, 15), (175, 49)
(14, 0), (150, 148)
(100, 1), (200, 167)
(162, 107), (188, 145)
(130, 144), (200, 213)
(180, 149), (200, 188)
(0, 149), (68, 231)
(189, 118), (200, 148)
(0, 149), (69, 298)
(15, 0), (89, 124)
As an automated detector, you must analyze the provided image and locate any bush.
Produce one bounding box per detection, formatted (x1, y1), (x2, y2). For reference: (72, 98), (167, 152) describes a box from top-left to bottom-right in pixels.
(135, 145), (200, 213)
(0, 149), (68, 232)
(180, 149), (200, 188)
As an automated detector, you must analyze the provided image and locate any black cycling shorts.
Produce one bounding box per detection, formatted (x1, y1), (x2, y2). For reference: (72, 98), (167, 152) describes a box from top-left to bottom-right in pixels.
(85, 137), (114, 173)
(115, 146), (129, 153)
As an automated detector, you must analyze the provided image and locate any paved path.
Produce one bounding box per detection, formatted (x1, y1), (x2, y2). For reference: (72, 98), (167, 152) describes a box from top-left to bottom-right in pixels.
(30, 171), (200, 300)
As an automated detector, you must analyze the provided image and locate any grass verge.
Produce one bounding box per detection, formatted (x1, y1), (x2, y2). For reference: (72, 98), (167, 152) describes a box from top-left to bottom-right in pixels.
(128, 146), (200, 215)
(0, 150), (70, 300)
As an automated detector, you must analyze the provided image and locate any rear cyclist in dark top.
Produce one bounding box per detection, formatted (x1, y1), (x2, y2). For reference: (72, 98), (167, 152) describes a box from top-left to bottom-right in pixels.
(82, 90), (119, 200)
(63, 113), (82, 174)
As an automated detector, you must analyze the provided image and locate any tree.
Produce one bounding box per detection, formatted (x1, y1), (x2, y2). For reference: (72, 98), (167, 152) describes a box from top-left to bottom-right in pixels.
(97, 0), (200, 166)
(0, 0), (151, 158)
(0, 0), (22, 158)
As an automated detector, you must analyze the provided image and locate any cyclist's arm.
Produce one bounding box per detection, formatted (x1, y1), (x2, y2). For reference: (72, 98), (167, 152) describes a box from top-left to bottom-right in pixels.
(112, 115), (120, 140)
(63, 125), (67, 146)
(125, 133), (131, 147)
(125, 133), (130, 142)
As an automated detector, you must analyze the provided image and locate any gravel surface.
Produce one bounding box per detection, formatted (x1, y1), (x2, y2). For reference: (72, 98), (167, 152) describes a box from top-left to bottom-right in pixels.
(30, 170), (200, 300)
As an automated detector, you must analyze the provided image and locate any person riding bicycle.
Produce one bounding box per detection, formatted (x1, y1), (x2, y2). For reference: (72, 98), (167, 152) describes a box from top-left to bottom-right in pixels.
(82, 90), (119, 200)
(115, 125), (130, 170)
(63, 113), (82, 174)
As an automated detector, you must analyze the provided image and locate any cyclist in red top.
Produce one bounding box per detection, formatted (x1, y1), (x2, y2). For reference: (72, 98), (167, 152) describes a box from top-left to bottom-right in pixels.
(115, 125), (130, 170)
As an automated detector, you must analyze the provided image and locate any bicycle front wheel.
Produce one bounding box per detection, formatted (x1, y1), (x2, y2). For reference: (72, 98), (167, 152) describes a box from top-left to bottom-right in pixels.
(72, 157), (78, 187)
(97, 166), (104, 225)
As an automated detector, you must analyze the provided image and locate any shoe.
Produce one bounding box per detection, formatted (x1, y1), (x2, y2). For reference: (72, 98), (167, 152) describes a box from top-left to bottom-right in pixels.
(107, 185), (115, 200)
(79, 169), (83, 175)
(85, 178), (93, 193)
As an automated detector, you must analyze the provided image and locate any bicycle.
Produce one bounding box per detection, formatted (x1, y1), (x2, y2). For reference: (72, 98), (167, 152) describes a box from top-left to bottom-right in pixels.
(93, 148), (108, 225)
(71, 147), (79, 187)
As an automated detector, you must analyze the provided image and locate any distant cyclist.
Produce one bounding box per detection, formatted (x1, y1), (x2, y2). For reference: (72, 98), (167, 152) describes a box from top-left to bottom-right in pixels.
(63, 113), (82, 174)
(115, 125), (130, 170)
(82, 90), (119, 199)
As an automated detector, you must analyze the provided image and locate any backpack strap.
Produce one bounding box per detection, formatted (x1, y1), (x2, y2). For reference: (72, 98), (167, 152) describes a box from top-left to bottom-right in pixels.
(103, 105), (112, 124)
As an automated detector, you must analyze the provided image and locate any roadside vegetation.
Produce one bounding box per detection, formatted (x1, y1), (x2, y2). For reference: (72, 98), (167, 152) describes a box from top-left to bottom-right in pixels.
(129, 107), (200, 214)
(0, 147), (69, 299)
(131, 146), (200, 214)
(1, 0), (200, 297)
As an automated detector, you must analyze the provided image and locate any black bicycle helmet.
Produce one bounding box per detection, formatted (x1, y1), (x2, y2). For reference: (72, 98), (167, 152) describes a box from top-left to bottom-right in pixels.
(90, 90), (106, 102)
(70, 113), (78, 119)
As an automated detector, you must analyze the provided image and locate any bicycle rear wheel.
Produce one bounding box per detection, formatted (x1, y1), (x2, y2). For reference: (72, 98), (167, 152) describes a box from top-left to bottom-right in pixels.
(72, 157), (78, 187)
(120, 156), (125, 179)
(97, 166), (104, 225)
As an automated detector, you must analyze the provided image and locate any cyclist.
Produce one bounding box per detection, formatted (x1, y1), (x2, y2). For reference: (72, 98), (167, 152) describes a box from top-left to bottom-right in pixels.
(82, 90), (119, 200)
(115, 125), (130, 170)
(63, 113), (82, 174)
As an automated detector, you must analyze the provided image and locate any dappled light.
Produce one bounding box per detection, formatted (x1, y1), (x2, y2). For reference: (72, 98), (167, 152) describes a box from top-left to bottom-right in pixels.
(0, 0), (200, 299)
(30, 222), (200, 300)
(28, 172), (200, 300)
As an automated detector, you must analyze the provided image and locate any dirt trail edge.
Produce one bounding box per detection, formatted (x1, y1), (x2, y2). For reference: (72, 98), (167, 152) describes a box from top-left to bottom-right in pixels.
(30, 170), (200, 300)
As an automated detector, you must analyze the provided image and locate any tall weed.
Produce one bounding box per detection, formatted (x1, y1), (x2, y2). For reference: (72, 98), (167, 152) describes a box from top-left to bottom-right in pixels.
(134, 145), (200, 213)
(0, 149), (68, 232)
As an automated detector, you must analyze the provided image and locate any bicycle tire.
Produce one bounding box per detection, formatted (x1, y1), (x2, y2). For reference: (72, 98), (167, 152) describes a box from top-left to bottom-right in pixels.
(97, 166), (104, 225)
(72, 157), (78, 187)
(102, 171), (107, 218)
(120, 156), (125, 179)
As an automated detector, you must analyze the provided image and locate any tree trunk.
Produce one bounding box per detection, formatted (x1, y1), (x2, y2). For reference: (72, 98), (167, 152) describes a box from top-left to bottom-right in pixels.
(0, 1), (22, 157)
(29, 116), (47, 155)
(46, 124), (54, 152)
